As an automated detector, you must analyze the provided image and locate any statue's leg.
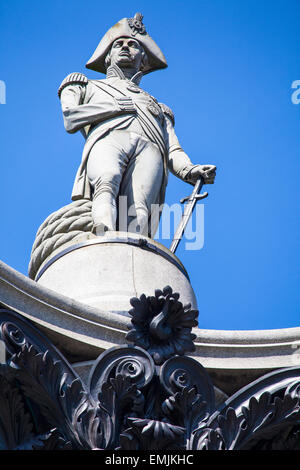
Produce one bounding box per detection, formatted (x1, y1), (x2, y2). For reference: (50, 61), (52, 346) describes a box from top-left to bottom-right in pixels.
(86, 131), (132, 234)
(119, 134), (163, 236)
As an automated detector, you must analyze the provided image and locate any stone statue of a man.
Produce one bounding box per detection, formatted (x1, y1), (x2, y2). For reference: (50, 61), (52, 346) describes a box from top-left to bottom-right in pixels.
(58, 13), (216, 236)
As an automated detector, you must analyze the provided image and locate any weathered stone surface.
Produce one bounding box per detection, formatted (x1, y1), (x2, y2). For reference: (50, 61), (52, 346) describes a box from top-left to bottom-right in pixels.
(58, 12), (216, 239)
(36, 232), (197, 317)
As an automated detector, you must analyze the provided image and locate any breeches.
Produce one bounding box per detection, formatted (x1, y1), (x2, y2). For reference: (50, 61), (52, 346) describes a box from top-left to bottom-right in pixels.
(86, 130), (164, 234)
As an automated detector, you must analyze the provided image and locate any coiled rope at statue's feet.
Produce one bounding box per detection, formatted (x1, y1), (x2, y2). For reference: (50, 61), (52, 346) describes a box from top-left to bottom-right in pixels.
(28, 199), (93, 280)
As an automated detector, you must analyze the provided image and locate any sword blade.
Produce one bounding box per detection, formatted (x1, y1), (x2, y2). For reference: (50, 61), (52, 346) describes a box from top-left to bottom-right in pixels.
(169, 178), (205, 254)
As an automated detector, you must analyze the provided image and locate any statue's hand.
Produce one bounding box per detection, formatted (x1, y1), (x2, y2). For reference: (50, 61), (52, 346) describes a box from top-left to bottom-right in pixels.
(186, 165), (217, 185)
(116, 97), (137, 114)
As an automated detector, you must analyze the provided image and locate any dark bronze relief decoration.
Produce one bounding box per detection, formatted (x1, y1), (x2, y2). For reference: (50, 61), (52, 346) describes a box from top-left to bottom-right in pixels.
(0, 289), (300, 451)
(126, 286), (198, 365)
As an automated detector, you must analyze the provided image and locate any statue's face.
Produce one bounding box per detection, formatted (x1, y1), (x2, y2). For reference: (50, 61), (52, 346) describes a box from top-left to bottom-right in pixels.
(109, 37), (145, 70)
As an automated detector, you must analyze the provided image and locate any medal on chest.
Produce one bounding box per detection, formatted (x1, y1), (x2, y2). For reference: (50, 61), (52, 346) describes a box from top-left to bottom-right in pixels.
(126, 83), (163, 120)
(147, 100), (162, 117)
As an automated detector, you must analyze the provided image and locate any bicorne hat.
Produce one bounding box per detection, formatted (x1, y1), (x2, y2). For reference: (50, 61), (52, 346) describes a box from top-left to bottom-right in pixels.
(86, 13), (167, 75)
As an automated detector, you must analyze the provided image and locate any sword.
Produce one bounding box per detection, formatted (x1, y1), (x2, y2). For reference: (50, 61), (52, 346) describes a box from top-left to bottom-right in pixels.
(169, 177), (208, 254)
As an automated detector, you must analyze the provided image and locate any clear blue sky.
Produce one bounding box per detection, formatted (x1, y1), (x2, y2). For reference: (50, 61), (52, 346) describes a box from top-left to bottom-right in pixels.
(0, 0), (299, 330)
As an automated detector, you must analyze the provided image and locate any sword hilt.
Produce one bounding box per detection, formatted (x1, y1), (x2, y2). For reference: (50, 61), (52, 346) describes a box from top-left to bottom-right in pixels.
(180, 191), (208, 204)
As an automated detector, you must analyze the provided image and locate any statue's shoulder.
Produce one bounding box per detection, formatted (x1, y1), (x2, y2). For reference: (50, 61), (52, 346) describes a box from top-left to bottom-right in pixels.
(58, 72), (89, 97)
(159, 102), (175, 126)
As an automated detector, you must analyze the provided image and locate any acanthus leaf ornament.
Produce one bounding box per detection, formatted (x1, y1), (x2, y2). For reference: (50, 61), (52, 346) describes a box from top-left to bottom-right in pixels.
(119, 418), (185, 451)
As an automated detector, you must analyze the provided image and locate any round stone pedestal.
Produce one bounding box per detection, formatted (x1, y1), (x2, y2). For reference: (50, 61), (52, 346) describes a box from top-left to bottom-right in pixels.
(36, 232), (198, 316)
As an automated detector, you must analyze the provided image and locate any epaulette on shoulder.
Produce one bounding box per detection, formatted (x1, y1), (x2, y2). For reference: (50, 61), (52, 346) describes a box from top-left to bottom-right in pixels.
(159, 102), (175, 126)
(58, 72), (88, 98)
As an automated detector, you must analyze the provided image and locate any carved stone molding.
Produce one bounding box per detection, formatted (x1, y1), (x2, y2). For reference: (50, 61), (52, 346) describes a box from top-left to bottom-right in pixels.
(1, 258), (300, 389)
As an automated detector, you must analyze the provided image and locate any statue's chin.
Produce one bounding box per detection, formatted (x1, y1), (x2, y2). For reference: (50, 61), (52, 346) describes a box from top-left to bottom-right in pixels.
(115, 57), (135, 68)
